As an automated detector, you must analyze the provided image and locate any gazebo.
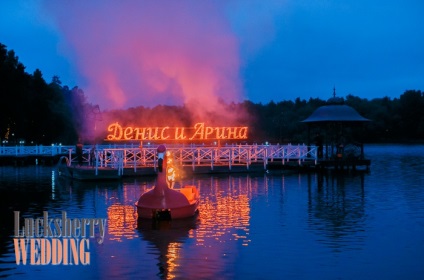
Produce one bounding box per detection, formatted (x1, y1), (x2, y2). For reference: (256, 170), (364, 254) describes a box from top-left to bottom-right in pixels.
(301, 91), (371, 169)
(302, 104), (370, 123)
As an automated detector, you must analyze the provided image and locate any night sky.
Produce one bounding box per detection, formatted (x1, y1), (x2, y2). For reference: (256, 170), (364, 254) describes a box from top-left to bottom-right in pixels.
(1, 0), (423, 110)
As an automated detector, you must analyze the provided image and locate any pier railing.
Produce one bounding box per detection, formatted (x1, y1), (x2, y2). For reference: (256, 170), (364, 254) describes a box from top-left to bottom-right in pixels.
(68, 144), (318, 171)
(0, 145), (71, 156)
(1, 144), (318, 170)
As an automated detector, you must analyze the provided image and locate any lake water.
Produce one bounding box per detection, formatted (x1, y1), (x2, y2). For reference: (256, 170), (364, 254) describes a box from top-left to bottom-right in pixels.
(0, 144), (423, 279)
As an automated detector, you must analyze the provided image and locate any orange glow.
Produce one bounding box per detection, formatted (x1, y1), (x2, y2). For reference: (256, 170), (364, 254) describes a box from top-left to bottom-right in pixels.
(106, 122), (248, 141)
(44, 1), (243, 118)
(107, 204), (137, 242)
(166, 242), (182, 279)
(196, 194), (251, 246)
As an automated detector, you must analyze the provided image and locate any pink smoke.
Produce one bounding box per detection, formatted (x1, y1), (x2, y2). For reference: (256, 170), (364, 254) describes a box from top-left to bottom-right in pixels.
(43, 1), (243, 118)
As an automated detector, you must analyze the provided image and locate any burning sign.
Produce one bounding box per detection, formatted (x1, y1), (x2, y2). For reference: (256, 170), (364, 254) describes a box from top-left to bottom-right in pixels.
(106, 122), (248, 141)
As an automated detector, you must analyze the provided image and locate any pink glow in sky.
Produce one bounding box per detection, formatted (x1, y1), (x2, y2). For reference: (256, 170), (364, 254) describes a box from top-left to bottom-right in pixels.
(2, 0), (423, 111)
(44, 1), (242, 115)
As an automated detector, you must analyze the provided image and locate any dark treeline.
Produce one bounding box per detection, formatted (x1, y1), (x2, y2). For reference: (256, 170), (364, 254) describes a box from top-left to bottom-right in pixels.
(246, 91), (424, 143)
(0, 43), (95, 145)
(1, 43), (423, 145)
(105, 91), (424, 144)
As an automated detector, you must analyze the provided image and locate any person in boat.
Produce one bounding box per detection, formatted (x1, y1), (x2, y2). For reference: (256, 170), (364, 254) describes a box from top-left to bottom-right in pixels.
(76, 139), (83, 166)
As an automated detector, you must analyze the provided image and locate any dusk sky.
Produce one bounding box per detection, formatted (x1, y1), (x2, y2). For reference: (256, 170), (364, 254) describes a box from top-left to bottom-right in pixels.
(1, 0), (423, 110)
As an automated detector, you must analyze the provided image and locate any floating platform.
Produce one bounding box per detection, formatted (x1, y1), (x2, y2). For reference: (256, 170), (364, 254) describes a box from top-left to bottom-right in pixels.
(59, 158), (370, 180)
(58, 165), (158, 180)
(49, 144), (372, 180)
(58, 163), (268, 181)
(268, 158), (370, 172)
(59, 166), (121, 180)
(315, 158), (371, 171)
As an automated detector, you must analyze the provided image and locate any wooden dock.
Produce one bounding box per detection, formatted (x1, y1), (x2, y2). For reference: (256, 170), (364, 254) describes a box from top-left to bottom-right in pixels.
(2, 143), (371, 179)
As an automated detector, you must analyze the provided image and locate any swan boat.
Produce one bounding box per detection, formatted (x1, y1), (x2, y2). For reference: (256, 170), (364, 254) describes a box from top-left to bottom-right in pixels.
(135, 145), (200, 220)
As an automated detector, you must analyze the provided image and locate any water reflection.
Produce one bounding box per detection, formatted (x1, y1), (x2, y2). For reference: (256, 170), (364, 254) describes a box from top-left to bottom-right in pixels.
(195, 176), (251, 246)
(3, 153), (424, 279)
(108, 205), (138, 242)
(69, 175), (254, 246)
(57, 172), (368, 258)
(53, 175), (253, 279)
(137, 216), (199, 279)
(308, 173), (366, 251)
(110, 176), (252, 279)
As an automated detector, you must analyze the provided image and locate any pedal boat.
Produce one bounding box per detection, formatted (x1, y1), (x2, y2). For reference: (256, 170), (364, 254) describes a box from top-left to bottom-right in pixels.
(135, 145), (200, 219)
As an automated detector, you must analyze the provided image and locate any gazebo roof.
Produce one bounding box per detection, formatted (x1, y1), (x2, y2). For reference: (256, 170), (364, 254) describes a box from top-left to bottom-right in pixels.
(302, 104), (370, 123)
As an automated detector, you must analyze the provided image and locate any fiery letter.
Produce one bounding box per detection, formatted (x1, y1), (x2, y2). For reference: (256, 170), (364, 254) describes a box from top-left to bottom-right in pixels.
(175, 127), (186, 140)
(205, 126), (214, 139)
(134, 128), (147, 140)
(190, 123), (205, 140)
(147, 128), (160, 140)
(161, 127), (170, 140)
(107, 123), (123, 140)
(215, 127), (227, 139)
(227, 127), (238, 139)
(239, 127), (248, 139)
(123, 127), (134, 140)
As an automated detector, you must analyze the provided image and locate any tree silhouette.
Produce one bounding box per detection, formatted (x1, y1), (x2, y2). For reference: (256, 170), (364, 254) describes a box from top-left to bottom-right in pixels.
(1, 42), (423, 145)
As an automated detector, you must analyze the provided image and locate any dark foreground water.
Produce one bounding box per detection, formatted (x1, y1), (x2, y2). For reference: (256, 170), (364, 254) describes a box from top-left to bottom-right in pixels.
(0, 144), (423, 279)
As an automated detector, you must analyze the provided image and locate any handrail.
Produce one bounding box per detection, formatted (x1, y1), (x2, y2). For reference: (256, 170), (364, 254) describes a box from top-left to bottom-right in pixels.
(1, 144), (320, 169)
(88, 145), (317, 170)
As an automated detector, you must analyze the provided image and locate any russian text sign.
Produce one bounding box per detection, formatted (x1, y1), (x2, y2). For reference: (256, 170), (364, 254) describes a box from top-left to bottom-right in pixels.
(106, 122), (248, 141)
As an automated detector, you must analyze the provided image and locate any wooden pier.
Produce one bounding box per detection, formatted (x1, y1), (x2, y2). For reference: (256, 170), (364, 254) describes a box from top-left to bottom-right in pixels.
(1, 143), (370, 179)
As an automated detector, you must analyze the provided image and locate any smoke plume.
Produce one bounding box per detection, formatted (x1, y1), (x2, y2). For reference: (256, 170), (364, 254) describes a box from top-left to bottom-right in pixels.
(43, 1), (244, 123)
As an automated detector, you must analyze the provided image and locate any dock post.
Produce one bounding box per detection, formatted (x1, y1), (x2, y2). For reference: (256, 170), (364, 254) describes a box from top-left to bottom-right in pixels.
(69, 149), (73, 165)
(229, 148), (232, 171)
(211, 149), (214, 171)
(298, 144), (301, 166)
(247, 149), (250, 170)
(134, 149), (136, 172)
(192, 149), (195, 171)
(95, 151), (98, 176)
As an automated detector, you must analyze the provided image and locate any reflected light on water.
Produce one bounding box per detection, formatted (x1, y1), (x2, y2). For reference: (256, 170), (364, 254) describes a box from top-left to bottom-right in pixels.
(198, 194), (250, 246)
(166, 242), (182, 279)
(105, 176), (252, 247)
(181, 176), (251, 248)
(2, 145), (424, 280)
(51, 170), (55, 200)
(101, 175), (253, 279)
(107, 204), (138, 242)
